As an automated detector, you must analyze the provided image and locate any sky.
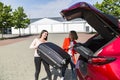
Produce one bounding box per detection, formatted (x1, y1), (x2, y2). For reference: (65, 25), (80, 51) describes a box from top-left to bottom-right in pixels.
(0, 0), (103, 18)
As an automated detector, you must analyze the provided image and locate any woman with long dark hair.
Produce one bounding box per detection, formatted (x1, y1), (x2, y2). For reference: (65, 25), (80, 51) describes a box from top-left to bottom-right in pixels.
(29, 30), (52, 80)
(62, 30), (78, 80)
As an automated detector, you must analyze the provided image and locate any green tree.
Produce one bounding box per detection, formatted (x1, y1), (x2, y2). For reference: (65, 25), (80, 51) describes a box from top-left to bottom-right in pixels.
(13, 7), (30, 36)
(0, 2), (3, 35)
(0, 2), (13, 39)
(94, 0), (120, 18)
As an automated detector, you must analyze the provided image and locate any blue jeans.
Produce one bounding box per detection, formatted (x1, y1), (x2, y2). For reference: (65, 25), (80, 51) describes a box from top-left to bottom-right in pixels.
(61, 59), (77, 80)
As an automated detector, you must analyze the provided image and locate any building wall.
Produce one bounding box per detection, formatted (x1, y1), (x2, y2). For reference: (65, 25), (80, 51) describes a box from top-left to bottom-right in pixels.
(11, 20), (94, 34)
(11, 27), (30, 34)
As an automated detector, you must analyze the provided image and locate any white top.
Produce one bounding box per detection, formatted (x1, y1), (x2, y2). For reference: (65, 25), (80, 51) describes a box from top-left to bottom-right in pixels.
(68, 41), (74, 56)
(29, 38), (44, 57)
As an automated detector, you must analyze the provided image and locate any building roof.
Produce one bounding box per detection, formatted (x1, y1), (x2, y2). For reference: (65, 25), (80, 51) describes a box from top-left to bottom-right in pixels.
(30, 17), (84, 24)
(49, 17), (66, 22)
(49, 17), (84, 22)
(30, 18), (60, 25)
(30, 18), (42, 23)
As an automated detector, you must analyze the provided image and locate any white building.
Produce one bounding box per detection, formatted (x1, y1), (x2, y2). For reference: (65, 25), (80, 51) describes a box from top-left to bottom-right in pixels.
(11, 17), (94, 34)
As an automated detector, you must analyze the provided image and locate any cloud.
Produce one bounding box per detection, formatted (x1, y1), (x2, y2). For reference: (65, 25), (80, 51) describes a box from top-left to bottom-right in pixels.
(0, 0), (73, 18)
(27, 0), (103, 18)
(0, 0), (103, 18)
(27, 0), (73, 18)
(0, 0), (21, 9)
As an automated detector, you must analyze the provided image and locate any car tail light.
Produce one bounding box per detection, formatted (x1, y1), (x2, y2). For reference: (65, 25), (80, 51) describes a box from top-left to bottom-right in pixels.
(88, 56), (116, 65)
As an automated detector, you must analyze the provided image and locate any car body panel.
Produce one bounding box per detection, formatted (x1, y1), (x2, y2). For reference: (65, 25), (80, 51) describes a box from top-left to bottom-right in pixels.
(96, 36), (120, 56)
(86, 56), (120, 80)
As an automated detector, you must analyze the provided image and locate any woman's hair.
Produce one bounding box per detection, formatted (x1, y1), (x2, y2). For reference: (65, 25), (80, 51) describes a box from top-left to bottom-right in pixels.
(39, 30), (48, 40)
(69, 30), (78, 40)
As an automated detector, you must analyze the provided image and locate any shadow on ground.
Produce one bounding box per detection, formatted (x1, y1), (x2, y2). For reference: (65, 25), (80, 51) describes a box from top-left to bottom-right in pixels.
(41, 67), (73, 80)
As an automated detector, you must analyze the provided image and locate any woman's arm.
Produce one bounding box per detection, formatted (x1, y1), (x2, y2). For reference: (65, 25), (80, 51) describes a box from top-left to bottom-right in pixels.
(62, 38), (70, 51)
(29, 38), (39, 49)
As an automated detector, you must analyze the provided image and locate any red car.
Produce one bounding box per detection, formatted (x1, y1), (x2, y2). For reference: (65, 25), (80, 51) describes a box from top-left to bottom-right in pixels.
(60, 2), (120, 80)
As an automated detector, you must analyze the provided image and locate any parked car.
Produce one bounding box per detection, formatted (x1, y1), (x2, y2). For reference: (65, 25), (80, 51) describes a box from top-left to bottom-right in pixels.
(60, 2), (120, 80)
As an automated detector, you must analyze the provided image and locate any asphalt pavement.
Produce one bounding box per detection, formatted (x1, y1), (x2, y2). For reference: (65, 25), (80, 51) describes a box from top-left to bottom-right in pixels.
(0, 33), (94, 80)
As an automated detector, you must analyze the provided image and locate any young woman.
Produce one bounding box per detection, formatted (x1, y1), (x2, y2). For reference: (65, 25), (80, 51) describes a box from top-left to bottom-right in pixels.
(61, 30), (78, 80)
(29, 30), (52, 80)
(63, 30), (78, 64)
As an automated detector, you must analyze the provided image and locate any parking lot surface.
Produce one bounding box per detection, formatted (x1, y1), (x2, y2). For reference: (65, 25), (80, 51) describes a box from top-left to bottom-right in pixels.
(0, 33), (94, 80)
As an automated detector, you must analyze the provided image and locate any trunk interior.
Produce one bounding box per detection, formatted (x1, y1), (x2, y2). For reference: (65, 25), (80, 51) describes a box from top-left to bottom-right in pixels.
(84, 34), (114, 53)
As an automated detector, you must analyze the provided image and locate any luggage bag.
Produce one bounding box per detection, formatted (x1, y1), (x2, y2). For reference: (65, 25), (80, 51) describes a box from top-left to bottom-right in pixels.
(37, 42), (70, 68)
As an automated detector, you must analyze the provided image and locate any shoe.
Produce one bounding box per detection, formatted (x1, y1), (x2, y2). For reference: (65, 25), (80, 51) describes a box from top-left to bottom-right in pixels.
(57, 69), (61, 73)
(60, 77), (64, 80)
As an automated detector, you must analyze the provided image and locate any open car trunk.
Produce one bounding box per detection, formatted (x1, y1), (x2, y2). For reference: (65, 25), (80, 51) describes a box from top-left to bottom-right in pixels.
(60, 2), (120, 79)
(84, 34), (107, 53)
(60, 2), (120, 53)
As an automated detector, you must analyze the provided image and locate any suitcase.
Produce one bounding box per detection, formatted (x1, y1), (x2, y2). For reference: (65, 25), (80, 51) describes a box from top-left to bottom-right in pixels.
(73, 43), (94, 62)
(37, 42), (71, 68)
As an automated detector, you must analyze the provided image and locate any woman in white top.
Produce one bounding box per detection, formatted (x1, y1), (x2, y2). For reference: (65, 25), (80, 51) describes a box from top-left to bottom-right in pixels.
(29, 30), (52, 80)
